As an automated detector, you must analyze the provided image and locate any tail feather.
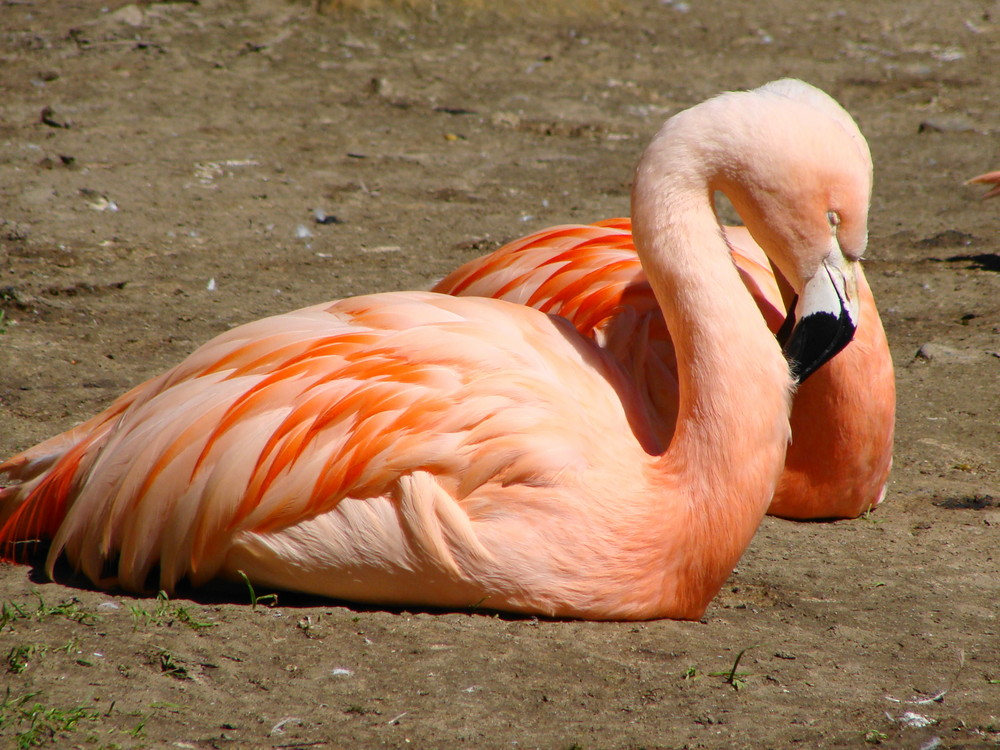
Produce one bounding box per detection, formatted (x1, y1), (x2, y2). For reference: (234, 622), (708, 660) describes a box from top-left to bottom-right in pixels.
(0, 438), (91, 561)
(0, 385), (141, 562)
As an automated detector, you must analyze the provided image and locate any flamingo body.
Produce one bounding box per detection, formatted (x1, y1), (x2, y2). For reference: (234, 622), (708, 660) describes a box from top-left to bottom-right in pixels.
(4, 294), (698, 617)
(0, 290), (781, 620)
(1, 80), (872, 619)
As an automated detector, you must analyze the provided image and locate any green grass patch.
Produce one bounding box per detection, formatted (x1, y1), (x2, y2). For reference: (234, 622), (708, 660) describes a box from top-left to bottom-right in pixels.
(863, 728), (887, 744)
(0, 593), (99, 633)
(6, 644), (48, 675)
(708, 645), (757, 691)
(156, 649), (191, 680)
(127, 591), (216, 631)
(0, 689), (100, 749)
(236, 570), (278, 609)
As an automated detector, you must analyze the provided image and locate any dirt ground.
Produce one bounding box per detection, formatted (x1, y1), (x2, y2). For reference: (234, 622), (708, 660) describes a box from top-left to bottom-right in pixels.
(0, 0), (998, 747)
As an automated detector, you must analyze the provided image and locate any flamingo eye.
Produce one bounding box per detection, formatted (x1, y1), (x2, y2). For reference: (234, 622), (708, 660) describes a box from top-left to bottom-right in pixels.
(827, 210), (841, 230)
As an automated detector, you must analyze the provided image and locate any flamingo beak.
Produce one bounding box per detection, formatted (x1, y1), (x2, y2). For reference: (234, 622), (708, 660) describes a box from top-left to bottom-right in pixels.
(780, 254), (860, 384)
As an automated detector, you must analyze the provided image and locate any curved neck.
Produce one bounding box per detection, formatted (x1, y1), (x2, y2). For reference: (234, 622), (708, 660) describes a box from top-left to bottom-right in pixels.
(631, 144), (794, 616)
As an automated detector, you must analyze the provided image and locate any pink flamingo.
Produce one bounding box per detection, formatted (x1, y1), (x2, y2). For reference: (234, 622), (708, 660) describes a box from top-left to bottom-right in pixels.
(0, 80), (868, 620)
(434, 222), (894, 520)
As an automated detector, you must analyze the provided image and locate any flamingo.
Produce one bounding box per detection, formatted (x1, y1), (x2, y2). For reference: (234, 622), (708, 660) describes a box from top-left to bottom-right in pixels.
(433, 223), (895, 521)
(967, 170), (1000, 199)
(0, 79), (868, 620)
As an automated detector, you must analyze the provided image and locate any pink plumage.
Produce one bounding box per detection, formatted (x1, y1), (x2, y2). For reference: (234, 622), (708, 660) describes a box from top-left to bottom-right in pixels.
(434, 219), (896, 520)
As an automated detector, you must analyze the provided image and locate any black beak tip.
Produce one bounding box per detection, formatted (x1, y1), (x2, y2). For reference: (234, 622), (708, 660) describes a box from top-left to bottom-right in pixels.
(782, 309), (857, 384)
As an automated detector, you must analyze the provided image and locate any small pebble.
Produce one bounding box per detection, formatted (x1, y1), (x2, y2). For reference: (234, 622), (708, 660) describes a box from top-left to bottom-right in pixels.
(40, 105), (70, 129)
(915, 343), (983, 364)
(313, 209), (342, 225)
(918, 116), (978, 134)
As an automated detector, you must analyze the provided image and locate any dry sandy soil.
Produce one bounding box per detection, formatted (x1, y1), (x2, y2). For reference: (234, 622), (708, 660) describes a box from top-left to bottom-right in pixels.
(1, 0), (998, 748)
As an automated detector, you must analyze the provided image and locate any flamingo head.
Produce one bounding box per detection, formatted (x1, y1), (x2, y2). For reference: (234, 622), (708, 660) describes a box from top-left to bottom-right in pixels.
(707, 80), (873, 382)
(633, 79), (875, 383)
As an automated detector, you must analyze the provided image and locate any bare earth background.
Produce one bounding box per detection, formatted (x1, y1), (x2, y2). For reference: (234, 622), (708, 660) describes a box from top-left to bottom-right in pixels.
(0, 1), (998, 748)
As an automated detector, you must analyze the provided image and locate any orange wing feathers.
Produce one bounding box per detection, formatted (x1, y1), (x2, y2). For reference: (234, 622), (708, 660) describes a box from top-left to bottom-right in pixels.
(3, 294), (638, 595)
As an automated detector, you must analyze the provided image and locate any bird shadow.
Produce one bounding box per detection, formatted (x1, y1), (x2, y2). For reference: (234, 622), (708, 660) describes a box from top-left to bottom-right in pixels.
(944, 253), (1000, 272)
(932, 494), (997, 510)
(8, 544), (575, 623)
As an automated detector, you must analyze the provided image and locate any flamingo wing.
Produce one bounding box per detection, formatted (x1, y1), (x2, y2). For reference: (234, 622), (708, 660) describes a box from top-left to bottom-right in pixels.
(1, 292), (637, 594)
